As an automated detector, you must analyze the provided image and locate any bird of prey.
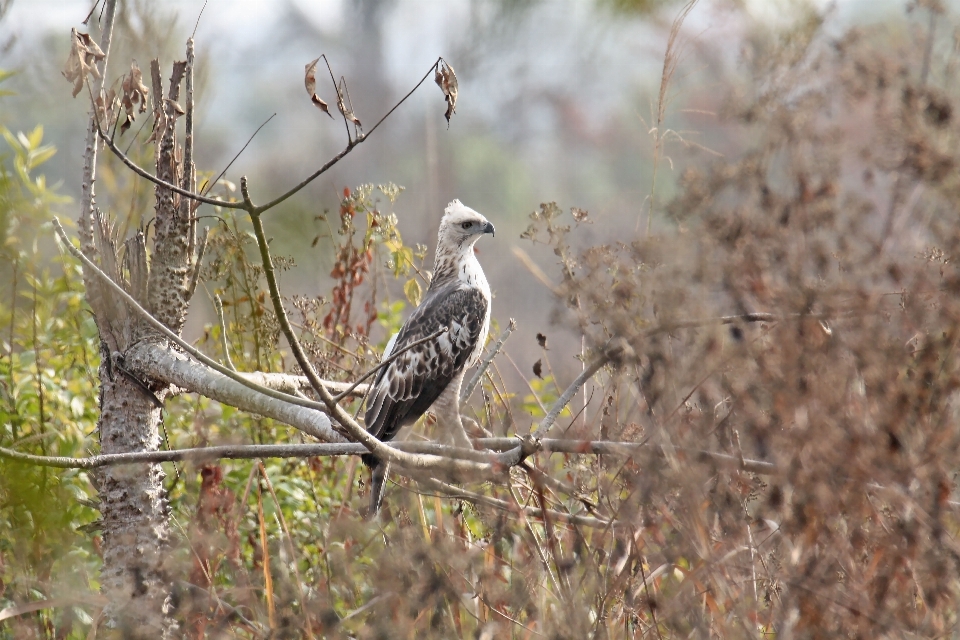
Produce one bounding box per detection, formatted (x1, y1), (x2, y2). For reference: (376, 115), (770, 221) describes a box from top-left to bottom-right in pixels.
(362, 200), (495, 515)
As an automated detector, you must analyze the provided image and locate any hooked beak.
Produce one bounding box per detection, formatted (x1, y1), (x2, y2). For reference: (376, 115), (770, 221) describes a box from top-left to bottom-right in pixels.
(483, 221), (495, 237)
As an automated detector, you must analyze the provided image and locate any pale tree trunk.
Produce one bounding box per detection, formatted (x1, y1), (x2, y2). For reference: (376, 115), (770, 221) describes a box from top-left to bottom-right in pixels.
(76, 1), (201, 634)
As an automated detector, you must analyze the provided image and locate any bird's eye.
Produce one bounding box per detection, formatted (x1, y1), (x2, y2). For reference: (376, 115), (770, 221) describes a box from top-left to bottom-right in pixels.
(460, 221), (472, 230)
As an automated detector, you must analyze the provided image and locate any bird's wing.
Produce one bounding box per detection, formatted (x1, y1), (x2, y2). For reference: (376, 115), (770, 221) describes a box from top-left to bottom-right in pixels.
(364, 285), (488, 444)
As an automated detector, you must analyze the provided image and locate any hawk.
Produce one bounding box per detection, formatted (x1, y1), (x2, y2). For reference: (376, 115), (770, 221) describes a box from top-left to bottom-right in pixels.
(362, 200), (495, 514)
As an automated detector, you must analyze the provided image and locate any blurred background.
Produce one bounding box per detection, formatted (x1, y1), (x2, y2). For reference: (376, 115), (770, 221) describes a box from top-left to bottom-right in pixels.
(0, 0), (927, 376)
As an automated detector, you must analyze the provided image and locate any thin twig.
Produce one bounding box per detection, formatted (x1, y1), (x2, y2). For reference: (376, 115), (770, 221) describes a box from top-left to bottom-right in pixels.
(77, 0), (119, 253)
(214, 294), (236, 372)
(246, 206), (517, 476)
(192, 0), (208, 39)
(254, 58), (443, 213)
(411, 474), (610, 529)
(200, 113), (276, 197)
(187, 226), (208, 299)
(53, 218), (337, 414)
(363, 57), (441, 140)
(332, 326), (448, 402)
(461, 318), (516, 403)
(0, 439), (779, 476)
(529, 352), (612, 440)
(321, 56), (351, 142)
(94, 59), (446, 219)
(95, 123), (247, 210)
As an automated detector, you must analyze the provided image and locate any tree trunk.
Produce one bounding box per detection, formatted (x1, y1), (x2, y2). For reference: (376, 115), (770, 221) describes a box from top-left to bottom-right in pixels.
(94, 367), (175, 636)
(76, 3), (199, 634)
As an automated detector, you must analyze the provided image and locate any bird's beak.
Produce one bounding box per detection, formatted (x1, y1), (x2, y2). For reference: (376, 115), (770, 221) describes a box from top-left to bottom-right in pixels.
(483, 221), (495, 237)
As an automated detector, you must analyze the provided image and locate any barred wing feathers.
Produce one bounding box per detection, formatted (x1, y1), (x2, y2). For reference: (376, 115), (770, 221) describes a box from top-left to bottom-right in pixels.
(364, 284), (488, 445)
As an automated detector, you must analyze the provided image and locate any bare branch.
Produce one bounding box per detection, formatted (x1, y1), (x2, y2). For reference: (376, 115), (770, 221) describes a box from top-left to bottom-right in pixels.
(0, 434), (778, 478)
(238, 371), (366, 397)
(529, 350), (614, 440)
(94, 125), (247, 210)
(53, 218), (337, 415)
(363, 57), (441, 140)
(213, 294), (236, 372)
(410, 475), (611, 529)
(127, 342), (340, 442)
(93, 58), (447, 219)
(331, 326), (448, 403)
(462, 318), (516, 403)
(246, 210), (521, 476)
(78, 0), (119, 254)
(200, 113), (276, 197)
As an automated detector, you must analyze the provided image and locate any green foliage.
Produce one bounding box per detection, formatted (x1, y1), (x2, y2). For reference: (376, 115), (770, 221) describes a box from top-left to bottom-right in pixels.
(0, 94), (102, 637)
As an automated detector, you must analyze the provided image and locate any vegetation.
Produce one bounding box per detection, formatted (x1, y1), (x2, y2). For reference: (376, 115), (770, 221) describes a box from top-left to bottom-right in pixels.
(3, 0), (960, 638)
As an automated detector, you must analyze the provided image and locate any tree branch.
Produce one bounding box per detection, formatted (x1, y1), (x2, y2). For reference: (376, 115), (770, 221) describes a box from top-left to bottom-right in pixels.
(53, 218), (339, 415)
(246, 207), (521, 477)
(78, 0), (119, 254)
(331, 326), (448, 403)
(461, 318), (516, 403)
(94, 127), (247, 210)
(126, 342), (341, 443)
(93, 59), (446, 217)
(529, 349), (615, 440)
(410, 475), (611, 529)
(0, 432), (778, 476)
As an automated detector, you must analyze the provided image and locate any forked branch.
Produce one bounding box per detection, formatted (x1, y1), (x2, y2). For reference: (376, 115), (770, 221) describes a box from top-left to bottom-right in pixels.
(89, 57), (448, 217)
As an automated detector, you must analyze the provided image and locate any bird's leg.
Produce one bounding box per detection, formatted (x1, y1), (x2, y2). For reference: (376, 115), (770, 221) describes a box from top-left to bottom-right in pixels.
(432, 380), (474, 449)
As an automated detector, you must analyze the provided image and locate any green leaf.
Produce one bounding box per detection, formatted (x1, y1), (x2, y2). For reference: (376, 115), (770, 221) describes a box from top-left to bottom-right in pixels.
(403, 278), (422, 307)
(1, 126), (21, 151)
(27, 145), (56, 170)
(27, 125), (44, 150)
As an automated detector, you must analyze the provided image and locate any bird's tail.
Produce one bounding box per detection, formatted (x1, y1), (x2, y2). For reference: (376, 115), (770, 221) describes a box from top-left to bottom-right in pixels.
(362, 454), (388, 517)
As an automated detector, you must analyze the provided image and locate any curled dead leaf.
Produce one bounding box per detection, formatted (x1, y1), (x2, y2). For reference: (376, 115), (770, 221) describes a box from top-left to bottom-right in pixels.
(165, 98), (185, 115)
(536, 332), (548, 349)
(119, 61), (149, 134)
(62, 29), (106, 98)
(94, 87), (118, 131)
(145, 109), (165, 144)
(304, 57), (333, 118)
(533, 359), (543, 379)
(434, 58), (458, 126)
(337, 77), (361, 128)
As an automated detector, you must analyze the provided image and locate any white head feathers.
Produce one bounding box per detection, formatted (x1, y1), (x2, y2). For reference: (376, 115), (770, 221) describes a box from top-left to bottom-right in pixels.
(431, 200), (495, 287)
(438, 200), (495, 248)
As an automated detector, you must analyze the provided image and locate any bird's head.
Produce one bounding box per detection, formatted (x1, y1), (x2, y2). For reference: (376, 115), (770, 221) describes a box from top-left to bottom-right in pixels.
(438, 200), (495, 251)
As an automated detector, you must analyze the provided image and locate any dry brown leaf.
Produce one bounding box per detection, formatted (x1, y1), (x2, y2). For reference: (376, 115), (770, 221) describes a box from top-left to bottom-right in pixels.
(536, 332), (548, 349)
(533, 359), (543, 379)
(571, 207), (590, 223)
(435, 58), (458, 126)
(337, 77), (362, 128)
(304, 57), (333, 118)
(165, 98), (185, 115)
(94, 87), (118, 130)
(145, 109), (165, 144)
(119, 61), (149, 134)
(62, 29), (106, 98)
